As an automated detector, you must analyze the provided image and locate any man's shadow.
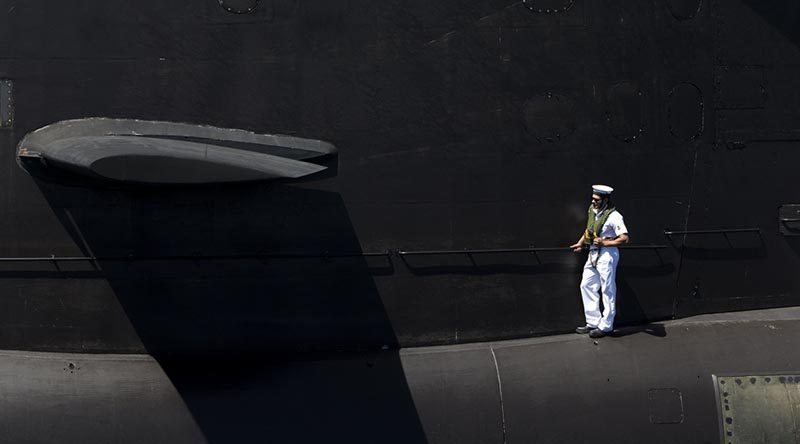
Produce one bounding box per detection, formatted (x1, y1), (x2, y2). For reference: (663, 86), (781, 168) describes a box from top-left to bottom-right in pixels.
(601, 257), (674, 338)
(609, 323), (667, 338)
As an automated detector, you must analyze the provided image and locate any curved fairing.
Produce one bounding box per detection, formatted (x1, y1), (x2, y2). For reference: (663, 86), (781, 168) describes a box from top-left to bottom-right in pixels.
(17, 118), (336, 183)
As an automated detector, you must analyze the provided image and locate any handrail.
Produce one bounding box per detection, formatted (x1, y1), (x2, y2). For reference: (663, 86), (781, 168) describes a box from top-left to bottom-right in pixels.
(0, 256), (93, 262)
(398, 247), (566, 256)
(663, 228), (760, 236)
(619, 245), (670, 249)
(0, 251), (392, 263)
(0, 244), (678, 263)
(397, 245), (668, 256)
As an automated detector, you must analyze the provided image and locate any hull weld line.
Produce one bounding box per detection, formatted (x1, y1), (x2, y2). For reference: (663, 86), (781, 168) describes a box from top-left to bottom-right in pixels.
(490, 345), (508, 444)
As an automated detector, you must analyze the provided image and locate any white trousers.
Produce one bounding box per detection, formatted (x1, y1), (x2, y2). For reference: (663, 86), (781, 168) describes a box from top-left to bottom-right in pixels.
(580, 247), (619, 332)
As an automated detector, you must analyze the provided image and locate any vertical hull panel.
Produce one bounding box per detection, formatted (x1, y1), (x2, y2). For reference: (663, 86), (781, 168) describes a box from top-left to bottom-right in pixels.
(0, 1), (799, 353)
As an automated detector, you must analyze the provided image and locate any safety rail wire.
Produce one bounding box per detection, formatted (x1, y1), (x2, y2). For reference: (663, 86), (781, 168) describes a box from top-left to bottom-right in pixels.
(398, 245), (668, 256)
(663, 228), (760, 236)
(0, 245), (671, 262)
(0, 251), (392, 262)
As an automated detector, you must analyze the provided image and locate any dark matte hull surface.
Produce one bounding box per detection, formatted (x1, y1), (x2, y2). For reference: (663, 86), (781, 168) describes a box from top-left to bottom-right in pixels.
(4, 308), (800, 443)
(6, 3), (800, 443)
(1, 0), (799, 355)
(4, 2), (800, 443)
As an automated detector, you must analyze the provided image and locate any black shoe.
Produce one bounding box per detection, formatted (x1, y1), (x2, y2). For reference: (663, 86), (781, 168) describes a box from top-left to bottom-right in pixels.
(575, 325), (593, 334)
(589, 329), (607, 338)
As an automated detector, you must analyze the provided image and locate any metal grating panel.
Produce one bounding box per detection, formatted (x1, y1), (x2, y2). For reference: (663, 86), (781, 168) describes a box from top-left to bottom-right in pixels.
(715, 374), (800, 444)
(0, 79), (12, 129)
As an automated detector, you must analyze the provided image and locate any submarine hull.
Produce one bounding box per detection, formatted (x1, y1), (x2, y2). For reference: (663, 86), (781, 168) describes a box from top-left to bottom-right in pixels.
(2, 1), (800, 442)
(3, 0), (800, 354)
(3, 308), (799, 443)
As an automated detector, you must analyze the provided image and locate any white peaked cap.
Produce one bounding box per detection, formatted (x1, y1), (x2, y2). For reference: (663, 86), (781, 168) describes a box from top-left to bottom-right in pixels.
(592, 184), (614, 195)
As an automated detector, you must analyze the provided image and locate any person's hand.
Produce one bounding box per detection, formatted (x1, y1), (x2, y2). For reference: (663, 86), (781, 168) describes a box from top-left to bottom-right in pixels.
(593, 237), (605, 247)
(570, 243), (583, 252)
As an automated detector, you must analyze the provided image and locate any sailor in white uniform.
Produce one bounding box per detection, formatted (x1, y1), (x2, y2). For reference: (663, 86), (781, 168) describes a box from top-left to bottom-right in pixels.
(569, 185), (629, 338)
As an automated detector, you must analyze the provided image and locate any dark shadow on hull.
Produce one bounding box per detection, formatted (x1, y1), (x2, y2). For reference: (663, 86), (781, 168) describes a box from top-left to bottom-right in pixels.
(742, 0), (800, 49)
(158, 352), (428, 444)
(609, 322), (667, 338)
(786, 237), (800, 258)
(29, 178), (428, 443)
(33, 178), (397, 355)
(18, 152), (340, 188)
(614, 274), (649, 326)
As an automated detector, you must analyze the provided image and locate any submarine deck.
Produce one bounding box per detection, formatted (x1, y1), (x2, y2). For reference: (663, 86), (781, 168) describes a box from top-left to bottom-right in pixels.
(2, 306), (799, 443)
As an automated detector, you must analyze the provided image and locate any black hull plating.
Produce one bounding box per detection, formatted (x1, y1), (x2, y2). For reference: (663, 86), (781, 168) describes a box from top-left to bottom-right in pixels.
(0, 1), (799, 356)
(3, 309), (800, 443)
